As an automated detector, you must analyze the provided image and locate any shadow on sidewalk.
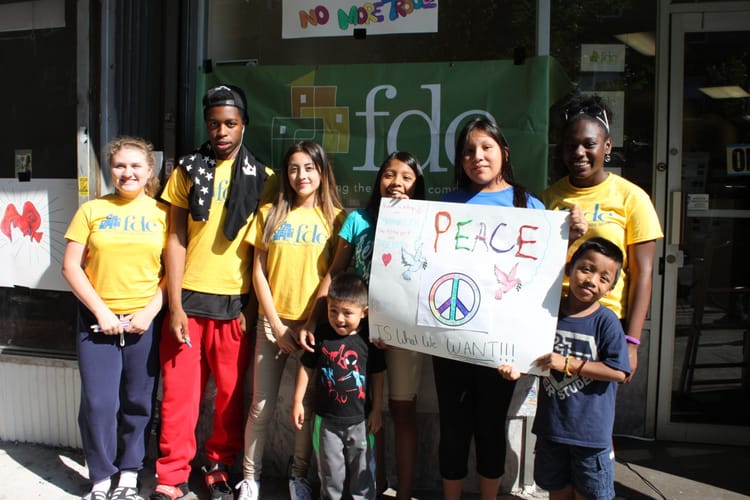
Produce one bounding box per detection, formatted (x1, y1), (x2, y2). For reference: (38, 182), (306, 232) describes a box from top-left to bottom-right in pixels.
(0, 441), (89, 497)
(613, 436), (750, 498)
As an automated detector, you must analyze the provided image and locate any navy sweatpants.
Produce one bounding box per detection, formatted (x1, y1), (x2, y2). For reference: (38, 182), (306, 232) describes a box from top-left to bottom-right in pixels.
(77, 304), (160, 483)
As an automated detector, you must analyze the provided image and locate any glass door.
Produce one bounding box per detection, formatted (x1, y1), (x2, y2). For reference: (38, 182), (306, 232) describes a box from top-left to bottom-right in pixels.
(658, 10), (750, 444)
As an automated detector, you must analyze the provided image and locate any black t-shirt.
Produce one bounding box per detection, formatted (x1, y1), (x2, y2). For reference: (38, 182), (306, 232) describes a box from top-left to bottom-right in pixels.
(301, 323), (386, 425)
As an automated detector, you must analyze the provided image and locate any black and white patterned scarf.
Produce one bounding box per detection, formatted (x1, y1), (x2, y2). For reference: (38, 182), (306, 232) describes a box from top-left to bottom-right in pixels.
(178, 141), (268, 240)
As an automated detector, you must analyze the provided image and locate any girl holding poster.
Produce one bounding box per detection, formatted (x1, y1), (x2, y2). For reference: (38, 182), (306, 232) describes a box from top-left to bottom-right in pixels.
(239, 141), (345, 500)
(435, 117), (546, 500)
(62, 136), (166, 500)
(542, 94), (663, 382)
(300, 151), (426, 500)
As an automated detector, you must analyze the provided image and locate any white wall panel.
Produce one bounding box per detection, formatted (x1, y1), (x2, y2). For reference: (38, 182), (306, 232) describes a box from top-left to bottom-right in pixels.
(0, 355), (81, 448)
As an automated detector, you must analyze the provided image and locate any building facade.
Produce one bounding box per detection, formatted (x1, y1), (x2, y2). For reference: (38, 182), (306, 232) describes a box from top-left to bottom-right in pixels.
(1, 0), (748, 492)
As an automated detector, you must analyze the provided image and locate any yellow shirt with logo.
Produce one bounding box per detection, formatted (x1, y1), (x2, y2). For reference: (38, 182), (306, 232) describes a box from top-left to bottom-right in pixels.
(161, 160), (277, 295)
(247, 204), (345, 320)
(64, 194), (168, 314)
(542, 173), (663, 318)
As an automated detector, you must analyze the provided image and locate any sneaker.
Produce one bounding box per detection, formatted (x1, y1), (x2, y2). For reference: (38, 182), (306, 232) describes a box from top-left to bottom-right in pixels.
(82, 492), (108, 500)
(202, 464), (234, 500)
(148, 483), (197, 500)
(288, 476), (313, 500)
(235, 479), (260, 500)
(109, 486), (142, 500)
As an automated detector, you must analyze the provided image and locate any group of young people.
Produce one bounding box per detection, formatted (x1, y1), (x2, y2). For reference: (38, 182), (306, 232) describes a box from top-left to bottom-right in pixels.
(62, 83), (662, 500)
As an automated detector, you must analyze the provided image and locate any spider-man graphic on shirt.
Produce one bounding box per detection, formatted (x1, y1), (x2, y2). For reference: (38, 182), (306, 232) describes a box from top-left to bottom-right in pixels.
(301, 323), (386, 423)
(320, 343), (366, 404)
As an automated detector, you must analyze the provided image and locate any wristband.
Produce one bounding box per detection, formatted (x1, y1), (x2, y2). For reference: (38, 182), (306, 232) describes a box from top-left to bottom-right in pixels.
(625, 335), (641, 345)
(576, 358), (588, 376)
(564, 355), (573, 377)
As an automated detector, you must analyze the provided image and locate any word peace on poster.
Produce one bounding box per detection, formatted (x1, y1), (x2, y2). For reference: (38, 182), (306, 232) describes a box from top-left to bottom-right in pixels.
(369, 198), (569, 373)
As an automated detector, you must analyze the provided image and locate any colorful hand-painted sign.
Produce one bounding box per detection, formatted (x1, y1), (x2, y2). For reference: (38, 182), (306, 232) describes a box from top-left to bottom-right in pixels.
(368, 198), (569, 373)
(282, 0), (438, 39)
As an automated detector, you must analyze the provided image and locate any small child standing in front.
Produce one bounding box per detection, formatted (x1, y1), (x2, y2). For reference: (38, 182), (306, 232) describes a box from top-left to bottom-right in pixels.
(292, 272), (385, 500)
(499, 237), (630, 500)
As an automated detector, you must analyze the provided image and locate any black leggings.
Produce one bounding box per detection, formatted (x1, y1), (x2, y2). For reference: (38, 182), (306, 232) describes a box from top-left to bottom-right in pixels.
(432, 356), (517, 480)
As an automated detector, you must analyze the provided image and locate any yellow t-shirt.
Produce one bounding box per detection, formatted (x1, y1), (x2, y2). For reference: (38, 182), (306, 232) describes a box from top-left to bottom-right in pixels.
(161, 160), (277, 295)
(542, 173), (664, 318)
(64, 194), (168, 314)
(247, 204), (346, 320)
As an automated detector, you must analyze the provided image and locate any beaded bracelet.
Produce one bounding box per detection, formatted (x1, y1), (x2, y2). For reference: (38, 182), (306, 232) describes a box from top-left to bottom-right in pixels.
(625, 335), (641, 345)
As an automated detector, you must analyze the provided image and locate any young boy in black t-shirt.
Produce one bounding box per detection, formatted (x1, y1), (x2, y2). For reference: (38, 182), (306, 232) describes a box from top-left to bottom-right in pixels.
(291, 271), (385, 499)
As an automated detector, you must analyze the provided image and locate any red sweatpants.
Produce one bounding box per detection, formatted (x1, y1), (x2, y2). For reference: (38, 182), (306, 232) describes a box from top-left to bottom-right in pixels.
(156, 314), (251, 485)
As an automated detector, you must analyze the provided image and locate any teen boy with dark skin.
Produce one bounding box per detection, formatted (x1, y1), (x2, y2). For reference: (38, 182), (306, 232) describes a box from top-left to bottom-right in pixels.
(151, 85), (276, 500)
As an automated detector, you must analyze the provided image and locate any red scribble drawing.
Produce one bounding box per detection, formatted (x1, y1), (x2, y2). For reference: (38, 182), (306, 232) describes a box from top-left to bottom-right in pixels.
(1, 201), (44, 242)
(494, 262), (521, 300)
(382, 252), (392, 266)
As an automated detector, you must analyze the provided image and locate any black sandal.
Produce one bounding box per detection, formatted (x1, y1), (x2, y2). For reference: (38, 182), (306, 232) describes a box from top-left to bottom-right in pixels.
(203, 465), (233, 500)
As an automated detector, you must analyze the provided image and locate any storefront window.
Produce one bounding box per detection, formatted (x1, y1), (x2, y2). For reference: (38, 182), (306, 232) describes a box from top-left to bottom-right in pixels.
(208, 2), (536, 64)
(0, 288), (76, 355)
(547, 1), (658, 435)
(0, 1), (78, 356)
(548, 0), (657, 192)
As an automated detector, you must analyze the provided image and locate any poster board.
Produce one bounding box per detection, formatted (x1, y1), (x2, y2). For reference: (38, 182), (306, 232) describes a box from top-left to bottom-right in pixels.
(282, 0), (438, 39)
(0, 179), (77, 291)
(369, 198), (569, 374)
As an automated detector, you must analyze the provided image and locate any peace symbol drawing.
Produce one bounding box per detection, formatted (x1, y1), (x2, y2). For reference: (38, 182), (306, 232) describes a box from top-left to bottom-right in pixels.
(428, 273), (481, 327)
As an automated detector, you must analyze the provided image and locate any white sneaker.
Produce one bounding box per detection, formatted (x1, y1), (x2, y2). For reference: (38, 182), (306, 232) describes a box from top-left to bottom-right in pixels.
(288, 476), (313, 500)
(235, 479), (260, 500)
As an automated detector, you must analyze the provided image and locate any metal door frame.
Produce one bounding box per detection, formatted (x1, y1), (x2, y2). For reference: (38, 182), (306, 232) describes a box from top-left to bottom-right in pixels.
(656, 2), (750, 444)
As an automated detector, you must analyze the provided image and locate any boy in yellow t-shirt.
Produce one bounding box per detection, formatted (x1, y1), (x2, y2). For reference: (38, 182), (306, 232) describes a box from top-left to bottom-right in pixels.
(151, 85), (277, 500)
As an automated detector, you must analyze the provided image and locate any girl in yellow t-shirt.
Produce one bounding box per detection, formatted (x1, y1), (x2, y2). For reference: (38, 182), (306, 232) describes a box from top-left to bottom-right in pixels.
(542, 94), (663, 382)
(62, 136), (167, 500)
(238, 141), (345, 500)
(299, 151), (426, 499)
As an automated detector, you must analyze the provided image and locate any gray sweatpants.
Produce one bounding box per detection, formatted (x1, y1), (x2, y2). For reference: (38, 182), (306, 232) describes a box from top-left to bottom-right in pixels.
(313, 415), (375, 500)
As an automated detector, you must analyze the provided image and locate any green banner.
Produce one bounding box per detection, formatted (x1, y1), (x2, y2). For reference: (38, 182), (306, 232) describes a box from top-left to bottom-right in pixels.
(198, 57), (572, 206)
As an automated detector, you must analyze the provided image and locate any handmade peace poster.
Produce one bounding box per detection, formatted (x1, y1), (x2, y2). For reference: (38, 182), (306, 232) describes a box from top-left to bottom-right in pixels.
(368, 198), (569, 374)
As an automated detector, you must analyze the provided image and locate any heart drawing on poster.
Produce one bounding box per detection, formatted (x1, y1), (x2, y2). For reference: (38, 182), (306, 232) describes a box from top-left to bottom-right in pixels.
(1, 201), (43, 243)
(382, 252), (392, 266)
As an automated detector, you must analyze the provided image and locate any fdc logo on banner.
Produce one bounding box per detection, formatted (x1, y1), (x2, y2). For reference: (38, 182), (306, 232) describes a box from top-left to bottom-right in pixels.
(352, 84), (493, 174)
(198, 57), (573, 206)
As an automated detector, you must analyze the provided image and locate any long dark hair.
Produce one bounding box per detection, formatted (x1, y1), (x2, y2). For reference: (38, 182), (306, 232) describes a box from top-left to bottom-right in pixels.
(262, 141), (343, 245)
(365, 151), (426, 222)
(453, 117), (530, 208)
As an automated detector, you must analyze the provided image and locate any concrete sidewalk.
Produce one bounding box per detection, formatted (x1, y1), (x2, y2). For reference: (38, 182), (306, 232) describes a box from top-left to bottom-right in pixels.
(1, 436), (749, 499)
